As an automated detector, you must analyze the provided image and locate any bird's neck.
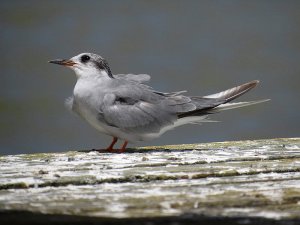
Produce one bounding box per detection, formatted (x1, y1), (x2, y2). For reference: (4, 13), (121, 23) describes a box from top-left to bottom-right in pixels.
(74, 68), (111, 80)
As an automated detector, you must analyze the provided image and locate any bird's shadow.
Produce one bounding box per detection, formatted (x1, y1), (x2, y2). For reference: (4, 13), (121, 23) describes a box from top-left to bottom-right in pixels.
(78, 148), (197, 154)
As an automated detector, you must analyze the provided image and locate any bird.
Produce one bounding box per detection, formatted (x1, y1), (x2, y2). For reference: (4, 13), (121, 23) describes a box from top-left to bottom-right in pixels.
(49, 53), (268, 153)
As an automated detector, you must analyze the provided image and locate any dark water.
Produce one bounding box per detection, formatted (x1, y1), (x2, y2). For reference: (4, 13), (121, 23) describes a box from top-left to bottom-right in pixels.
(1, 1), (299, 155)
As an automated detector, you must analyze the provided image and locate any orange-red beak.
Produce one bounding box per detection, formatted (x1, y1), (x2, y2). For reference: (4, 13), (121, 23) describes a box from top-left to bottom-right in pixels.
(48, 59), (76, 66)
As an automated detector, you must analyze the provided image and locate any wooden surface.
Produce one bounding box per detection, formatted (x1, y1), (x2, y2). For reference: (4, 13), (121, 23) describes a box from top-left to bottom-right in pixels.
(0, 138), (300, 224)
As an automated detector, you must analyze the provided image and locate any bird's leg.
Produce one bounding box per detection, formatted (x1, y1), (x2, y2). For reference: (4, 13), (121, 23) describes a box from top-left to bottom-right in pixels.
(118, 141), (128, 153)
(106, 137), (118, 152)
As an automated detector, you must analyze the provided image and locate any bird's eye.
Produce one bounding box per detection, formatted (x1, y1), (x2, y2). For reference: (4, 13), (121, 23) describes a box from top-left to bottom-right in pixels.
(81, 55), (90, 63)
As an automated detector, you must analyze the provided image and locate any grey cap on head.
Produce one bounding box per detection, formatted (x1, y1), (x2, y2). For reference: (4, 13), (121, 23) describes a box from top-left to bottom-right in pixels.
(49, 52), (114, 78)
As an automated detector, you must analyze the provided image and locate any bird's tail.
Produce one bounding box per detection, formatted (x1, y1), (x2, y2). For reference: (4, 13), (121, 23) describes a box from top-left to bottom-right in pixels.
(178, 80), (269, 118)
(208, 99), (269, 113)
(204, 80), (259, 102)
(204, 80), (270, 112)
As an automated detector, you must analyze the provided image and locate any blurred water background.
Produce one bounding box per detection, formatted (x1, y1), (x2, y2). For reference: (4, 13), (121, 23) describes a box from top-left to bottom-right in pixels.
(1, 0), (299, 155)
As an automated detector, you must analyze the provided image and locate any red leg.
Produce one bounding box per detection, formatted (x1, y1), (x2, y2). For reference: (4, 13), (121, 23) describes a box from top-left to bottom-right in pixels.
(106, 137), (118, 152)
(118, 141), (128, 153)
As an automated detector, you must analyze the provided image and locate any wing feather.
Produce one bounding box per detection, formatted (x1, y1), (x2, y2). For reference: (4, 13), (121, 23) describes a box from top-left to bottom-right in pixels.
(99, 79), (264, 134)
(114, 74), (150, 83)
(100, 81), (180, 133)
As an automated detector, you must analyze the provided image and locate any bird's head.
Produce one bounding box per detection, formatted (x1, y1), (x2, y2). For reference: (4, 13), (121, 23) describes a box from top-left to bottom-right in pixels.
(49, 53), (113, 79)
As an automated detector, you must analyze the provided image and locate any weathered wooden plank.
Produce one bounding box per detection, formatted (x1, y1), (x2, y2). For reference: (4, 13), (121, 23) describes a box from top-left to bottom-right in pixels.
(0, 138), (300, 224)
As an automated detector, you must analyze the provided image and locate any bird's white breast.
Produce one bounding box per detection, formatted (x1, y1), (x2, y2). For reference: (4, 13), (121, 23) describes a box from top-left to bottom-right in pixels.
(72, 78), (110, 134)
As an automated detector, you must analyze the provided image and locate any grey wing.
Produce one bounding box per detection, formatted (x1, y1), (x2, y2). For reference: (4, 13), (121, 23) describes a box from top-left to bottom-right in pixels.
(99, 80), (263, 135)
(100, 79), (261, 134)
(99, 77), (203, 133)
(100, 93), (177, 133)
(99, 77), (229, 133)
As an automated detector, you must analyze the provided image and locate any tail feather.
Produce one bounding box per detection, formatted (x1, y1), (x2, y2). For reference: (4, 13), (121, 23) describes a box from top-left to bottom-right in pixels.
(204, 80), (259, 103)
(209, 99), (270, 113)
(178, 80), (268, 118)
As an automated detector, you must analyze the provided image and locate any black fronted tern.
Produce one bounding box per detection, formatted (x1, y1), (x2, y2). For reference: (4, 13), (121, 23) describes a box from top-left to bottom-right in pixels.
(49, 53), (269, 152)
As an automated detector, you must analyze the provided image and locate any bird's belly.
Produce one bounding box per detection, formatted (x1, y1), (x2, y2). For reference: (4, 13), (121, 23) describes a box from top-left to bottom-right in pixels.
(73, 101), (109, 135)
(72, 97), (139, 141)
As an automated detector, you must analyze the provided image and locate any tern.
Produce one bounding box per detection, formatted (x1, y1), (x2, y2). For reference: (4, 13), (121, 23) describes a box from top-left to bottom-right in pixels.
(49, 53), (268, 152)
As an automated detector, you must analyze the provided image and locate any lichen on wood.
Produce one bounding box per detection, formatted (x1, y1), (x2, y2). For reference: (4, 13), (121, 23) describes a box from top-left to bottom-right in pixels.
(0, 138), (300, 222)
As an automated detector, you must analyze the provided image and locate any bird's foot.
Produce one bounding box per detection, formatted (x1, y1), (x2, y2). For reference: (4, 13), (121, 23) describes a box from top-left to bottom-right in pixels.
(106, 141), (128, 153)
